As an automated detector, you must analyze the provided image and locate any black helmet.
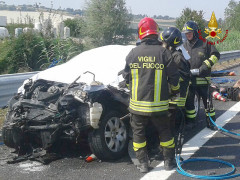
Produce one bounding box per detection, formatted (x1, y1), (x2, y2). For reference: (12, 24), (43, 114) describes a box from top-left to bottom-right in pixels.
(160, 27), (183, 48)
(182, 21), (199, 38)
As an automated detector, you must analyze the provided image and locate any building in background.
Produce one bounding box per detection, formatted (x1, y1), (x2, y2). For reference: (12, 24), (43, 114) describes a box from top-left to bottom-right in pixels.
(0, 16), (7, 26)
(0, 16), (9, 38)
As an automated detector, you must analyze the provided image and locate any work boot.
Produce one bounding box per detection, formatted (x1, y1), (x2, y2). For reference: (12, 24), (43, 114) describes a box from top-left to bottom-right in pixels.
(135, 147), (149, 173)
(206, 116), (218, 131)
(162, 147), (176, 171)
(149, 145), (163, 161)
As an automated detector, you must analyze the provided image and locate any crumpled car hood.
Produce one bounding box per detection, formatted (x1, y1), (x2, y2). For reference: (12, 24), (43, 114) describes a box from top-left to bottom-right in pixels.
(18, 45), (135, 93)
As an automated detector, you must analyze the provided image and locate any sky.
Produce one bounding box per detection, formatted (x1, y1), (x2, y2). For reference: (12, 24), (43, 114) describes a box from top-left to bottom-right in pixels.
(4, 0), (232, 20)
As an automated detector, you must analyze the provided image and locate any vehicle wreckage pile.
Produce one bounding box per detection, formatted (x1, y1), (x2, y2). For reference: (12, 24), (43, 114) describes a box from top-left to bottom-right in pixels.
(2, 45), (136, 164)
(2, 77), (130, 164)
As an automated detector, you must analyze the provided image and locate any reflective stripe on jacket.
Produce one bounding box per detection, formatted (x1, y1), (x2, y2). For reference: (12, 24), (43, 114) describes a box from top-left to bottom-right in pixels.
(183, 39), (220, 86)
(123, 38), (180, 116)
(169, 50), (190, 107)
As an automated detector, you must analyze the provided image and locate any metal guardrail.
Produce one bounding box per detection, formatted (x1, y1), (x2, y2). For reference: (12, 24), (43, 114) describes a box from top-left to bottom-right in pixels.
(219, 50), (240, 62)
(0, 71), (38, 107)
(1, 50), (240, 108)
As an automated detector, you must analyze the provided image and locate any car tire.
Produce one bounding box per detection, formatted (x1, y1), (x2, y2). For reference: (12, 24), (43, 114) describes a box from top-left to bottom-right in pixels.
(88, 111), (129, 161)
(2, 112), (15, 148)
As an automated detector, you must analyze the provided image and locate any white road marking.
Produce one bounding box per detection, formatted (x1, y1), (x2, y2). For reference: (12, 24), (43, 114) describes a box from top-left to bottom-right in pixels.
(141, 102), (240, 180)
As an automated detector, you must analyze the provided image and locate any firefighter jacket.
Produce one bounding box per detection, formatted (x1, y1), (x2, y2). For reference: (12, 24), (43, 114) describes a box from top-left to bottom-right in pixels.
(123, 38), (180, 116)
(169, 49), (191, 107)
(183, 38), (220, 85)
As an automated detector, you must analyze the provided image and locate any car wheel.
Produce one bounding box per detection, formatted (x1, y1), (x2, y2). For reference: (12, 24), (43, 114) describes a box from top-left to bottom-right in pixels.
(194, 92), (200, 119)
(88, 111), (129, 161)
(2, 111), (15, 148)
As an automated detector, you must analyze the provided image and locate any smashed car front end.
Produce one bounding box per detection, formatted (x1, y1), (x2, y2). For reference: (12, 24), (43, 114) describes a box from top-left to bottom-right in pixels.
(2, 78), (130, 162)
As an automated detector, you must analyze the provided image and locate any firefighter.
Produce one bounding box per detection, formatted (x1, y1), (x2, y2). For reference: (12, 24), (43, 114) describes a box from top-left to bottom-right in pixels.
(160, 27), (191, 134)
(182, 21), (220, 130)
(123, 17), (180, 173)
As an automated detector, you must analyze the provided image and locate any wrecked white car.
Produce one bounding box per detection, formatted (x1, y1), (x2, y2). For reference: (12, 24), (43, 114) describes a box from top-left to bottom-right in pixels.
(2, 44), (205, 163)
(2, 45), (135, 162)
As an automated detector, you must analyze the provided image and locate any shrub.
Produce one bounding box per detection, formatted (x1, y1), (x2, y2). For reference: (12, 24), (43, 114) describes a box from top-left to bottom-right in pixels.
(0, 32), (84, 74)
(213, 30), (240, 52)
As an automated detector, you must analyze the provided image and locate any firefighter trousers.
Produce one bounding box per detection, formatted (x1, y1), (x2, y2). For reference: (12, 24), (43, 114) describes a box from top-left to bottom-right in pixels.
(185, 85), (216, 124)
(130, 113), (175, 158)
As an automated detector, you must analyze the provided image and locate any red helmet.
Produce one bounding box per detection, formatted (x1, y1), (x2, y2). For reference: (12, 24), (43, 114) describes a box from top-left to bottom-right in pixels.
(138, 17), (159, 40)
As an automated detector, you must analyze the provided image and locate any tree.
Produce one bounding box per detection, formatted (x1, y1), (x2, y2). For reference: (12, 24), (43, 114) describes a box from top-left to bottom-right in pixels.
(176, 8), (206, 33)
(85, 0), (133, 47)
(64, 18), (86, 37)
(224, 0), (240, 30)
(66, 8), (74, 13)
(218, 18), (224, 29)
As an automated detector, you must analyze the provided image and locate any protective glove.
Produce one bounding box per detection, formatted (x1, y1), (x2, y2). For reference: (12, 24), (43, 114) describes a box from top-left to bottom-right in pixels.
(170, 92), (180, 101)
(199, 63), (209, 76)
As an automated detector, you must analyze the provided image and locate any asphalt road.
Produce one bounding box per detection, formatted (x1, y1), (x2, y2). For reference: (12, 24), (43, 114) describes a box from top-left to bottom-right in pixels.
(0, 66), (240, 180)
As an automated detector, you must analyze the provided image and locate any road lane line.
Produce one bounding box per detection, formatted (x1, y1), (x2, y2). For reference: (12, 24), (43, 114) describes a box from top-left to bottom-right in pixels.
(141, 101), (240, 180)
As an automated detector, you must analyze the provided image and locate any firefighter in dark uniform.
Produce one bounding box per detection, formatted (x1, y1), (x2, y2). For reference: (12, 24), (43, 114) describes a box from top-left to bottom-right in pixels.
(123, 17), (180, 173)
(182, 21), (220, 130)
(160, 27), (191, 134)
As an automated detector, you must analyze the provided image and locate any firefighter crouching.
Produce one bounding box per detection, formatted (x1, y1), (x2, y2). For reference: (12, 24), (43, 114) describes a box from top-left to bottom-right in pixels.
(182, 21), (220, 130)
(160, 27), (191, 134)
(123, 17), (180, 173)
